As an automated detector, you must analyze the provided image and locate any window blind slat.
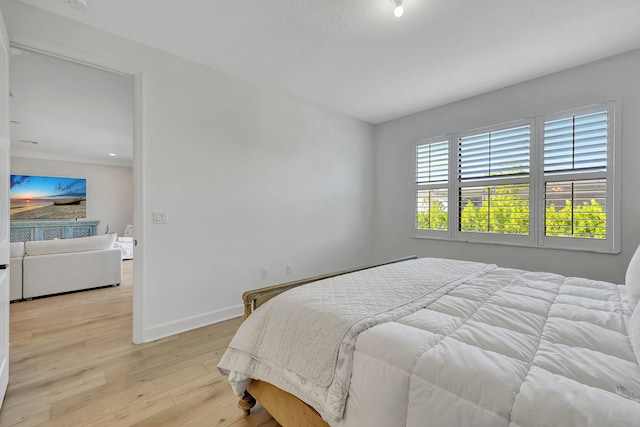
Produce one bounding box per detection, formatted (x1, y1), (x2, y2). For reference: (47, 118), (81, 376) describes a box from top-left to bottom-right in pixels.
(416, 140), (449, 185)
(458, 124), (530, 181)
(544, 110), (608, 173)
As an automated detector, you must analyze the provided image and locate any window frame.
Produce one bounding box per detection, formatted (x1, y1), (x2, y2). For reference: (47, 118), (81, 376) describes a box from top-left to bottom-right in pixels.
(411, 101), (620, 253)
(536, 102), (619, 253)
(412, 135), (453, 239)
(452, 119), (536, 246)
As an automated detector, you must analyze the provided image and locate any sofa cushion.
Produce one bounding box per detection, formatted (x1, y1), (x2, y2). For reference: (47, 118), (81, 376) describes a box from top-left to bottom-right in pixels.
(10, 241), (24, 258)
(25, 234), (117, 256)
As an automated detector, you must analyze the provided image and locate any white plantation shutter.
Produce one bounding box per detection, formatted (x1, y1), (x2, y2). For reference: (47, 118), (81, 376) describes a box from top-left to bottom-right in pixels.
(544, 111), (608, 174)
(455, 121), (532, 242)
(412, 101), (618, 253)
(541, 103), (613, 248)
(416, 141), (448, 184)
(458, 125), (530, 181)
(414, 137), (450, 235)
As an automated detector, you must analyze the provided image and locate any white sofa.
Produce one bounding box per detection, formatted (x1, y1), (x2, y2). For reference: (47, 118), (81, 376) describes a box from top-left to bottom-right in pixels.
(10, 242), (24, 301)
(115, 224), (134, 260)
(12, 234), (122, 300)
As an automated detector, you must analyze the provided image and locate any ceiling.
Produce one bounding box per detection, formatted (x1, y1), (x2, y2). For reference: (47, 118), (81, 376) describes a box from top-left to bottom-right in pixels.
(14, 0), (640, 126)
(10, 48), (134, 166)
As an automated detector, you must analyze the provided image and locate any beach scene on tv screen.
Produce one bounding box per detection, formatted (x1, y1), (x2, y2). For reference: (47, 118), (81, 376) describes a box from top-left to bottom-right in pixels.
(10, 175), (87, 220)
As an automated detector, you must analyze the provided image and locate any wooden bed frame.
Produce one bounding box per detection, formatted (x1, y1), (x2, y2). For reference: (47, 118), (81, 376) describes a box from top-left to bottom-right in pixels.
(237, 256), (417, 426)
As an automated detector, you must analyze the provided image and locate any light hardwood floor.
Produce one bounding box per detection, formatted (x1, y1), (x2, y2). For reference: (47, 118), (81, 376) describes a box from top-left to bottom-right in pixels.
(0, 261), (279, 427)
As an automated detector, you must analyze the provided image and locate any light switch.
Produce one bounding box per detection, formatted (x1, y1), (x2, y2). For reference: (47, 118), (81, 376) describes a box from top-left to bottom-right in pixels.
(153, 211), (168, 224)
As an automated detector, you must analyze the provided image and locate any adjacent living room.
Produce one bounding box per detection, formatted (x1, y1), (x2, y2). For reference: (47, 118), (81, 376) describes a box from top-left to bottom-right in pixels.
(8, 49), (135, 315)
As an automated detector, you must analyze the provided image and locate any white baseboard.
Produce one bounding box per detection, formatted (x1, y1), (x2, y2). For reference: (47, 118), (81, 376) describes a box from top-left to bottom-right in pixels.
(141, 304), (243, 343)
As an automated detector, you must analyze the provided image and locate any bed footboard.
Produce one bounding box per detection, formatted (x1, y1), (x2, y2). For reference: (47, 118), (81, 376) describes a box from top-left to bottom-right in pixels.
(241, 255), (417, 318)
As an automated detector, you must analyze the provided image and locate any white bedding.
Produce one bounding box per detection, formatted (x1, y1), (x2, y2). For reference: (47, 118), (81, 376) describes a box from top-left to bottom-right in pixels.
(338, 266), (640, 427)
(218, 257), (495, 420)
(219, 258), (640, 426)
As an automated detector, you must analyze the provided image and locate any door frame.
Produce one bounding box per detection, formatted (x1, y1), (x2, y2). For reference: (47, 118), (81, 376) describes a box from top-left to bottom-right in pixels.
(0, 7), (11, 407)
(7, 36), (146, 344)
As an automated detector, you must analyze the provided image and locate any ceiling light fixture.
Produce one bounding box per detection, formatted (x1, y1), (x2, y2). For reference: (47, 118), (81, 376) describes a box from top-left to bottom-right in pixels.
(394, 0), (404, 17)
(108, 153), (117, 157)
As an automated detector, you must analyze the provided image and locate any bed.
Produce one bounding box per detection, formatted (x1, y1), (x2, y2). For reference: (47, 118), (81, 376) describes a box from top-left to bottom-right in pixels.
(218, 250), (640, 426)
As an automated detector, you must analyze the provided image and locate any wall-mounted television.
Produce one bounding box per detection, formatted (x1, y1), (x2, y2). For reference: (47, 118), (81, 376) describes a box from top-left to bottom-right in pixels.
(10, 174), (87, 220)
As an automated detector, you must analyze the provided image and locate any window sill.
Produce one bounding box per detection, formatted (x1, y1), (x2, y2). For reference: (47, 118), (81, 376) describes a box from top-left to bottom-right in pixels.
(410, 234), (620, 255)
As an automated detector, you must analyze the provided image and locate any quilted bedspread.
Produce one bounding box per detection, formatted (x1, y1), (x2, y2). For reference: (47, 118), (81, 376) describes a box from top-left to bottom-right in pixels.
(218, 257), (495, 420)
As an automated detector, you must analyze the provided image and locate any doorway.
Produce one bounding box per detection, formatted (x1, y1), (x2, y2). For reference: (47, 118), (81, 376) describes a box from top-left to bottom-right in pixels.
(8, 45), (141, 341)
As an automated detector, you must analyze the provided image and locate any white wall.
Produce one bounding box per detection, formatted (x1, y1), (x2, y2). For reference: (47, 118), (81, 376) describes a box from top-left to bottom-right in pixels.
(10, 156), (133, 236)
(0, 1), (374, 341)
(373, 49), (640, 284)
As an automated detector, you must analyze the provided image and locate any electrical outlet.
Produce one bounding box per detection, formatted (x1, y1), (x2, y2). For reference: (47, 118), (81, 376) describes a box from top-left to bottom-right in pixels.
(153, 211), (168, 224)
(261, 268), (268, 279)
(286, 264), (292, 274)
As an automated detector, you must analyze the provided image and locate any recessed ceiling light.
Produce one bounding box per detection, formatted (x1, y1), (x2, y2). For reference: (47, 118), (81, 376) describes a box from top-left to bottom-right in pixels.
(108, 153), (117, 157)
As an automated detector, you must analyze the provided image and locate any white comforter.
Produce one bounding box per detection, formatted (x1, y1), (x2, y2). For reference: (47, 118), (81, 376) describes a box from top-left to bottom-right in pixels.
(338, 266), (640, 427)
(220, 258), (640, 426)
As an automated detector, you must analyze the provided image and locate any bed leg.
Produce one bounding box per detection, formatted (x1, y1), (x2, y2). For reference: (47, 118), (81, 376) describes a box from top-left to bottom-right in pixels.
(238, 391), (256, 416)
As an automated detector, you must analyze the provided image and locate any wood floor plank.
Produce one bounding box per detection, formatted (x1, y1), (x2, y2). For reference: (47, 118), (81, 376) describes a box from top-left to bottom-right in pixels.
(130, 374), (236, 427)
(49, 362), (210, 419)
(0, 401), (50, 427)
(4, 368), (106, 409)
(0, 261), (279, 427)
(47, 390), (175, 427)
(183, 400), (275, 427)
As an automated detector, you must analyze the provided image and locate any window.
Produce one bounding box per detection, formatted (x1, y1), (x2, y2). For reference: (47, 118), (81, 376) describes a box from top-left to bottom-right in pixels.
(540, 103), (615, 252)
(414, 137), (450, 237)
(455, 121), (533, 245)
(412, 102), (618, 253)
